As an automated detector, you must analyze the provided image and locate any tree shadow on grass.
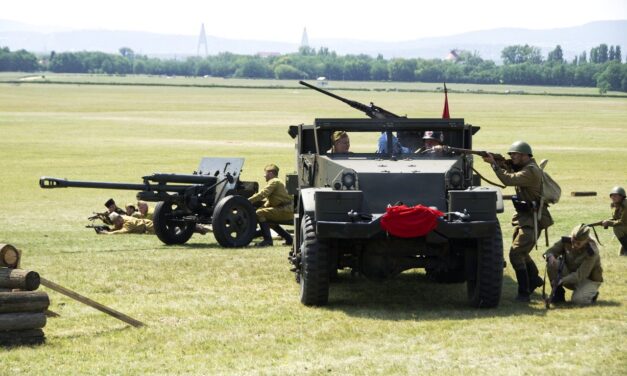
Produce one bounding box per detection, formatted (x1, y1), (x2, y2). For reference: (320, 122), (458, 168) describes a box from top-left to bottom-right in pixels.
(324, 271), (550, 321)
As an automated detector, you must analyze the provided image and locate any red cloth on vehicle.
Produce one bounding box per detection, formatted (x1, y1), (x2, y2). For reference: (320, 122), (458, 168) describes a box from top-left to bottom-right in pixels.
(380, 204), (443, 238)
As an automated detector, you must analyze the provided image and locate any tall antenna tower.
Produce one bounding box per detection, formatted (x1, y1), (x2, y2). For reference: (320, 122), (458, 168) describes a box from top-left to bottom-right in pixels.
(197, 23), (208, 57)
(300, 27), (309, 48)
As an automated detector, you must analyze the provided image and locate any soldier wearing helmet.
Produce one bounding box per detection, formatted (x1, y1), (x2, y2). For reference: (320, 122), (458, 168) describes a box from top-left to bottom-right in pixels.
(602, 186), (627, 256)
(248, 164), (294, 247)
(482, 141), (553, 302)
(543, 224), (603, 305)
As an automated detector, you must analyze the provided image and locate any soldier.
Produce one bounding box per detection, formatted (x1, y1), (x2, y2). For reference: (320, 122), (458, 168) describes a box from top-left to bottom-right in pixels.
(248, 164), (293, 247)
(105, 198), (125, 215)
(99, 212), (155, 235)
(125, 203), (139, 217)
(544, 224), (603, 305)
(136, 200), (154, 221)
(330, 131), (350, 153)
(417, 131), (450, 155)
(482, 141), (553, 302)
(377, 132), (410, 154)
(601, 186), (627, 256)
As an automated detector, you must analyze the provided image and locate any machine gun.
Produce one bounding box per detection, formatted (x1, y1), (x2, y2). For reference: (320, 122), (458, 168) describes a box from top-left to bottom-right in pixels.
(86, 224), (111, 234)
(299, 81), (402, 120)
(40, 158), (259, 247)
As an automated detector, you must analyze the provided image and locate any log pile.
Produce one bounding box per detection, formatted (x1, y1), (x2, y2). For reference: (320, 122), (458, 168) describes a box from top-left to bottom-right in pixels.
(0, 244), (48, 347)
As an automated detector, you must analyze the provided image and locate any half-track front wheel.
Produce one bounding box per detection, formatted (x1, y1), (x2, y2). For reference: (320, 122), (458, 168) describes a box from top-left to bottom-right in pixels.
(212, 195), (256, 248)
(153, 201), (195, 245)
(466, 220), (504, 308)
(299, 215), (330, 306)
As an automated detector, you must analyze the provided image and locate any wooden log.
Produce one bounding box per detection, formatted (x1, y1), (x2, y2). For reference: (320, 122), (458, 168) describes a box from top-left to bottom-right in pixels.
(571, 191), (597, 197)
(0, 329), (45, 347)
(0, 244), (21, 268)
(0, 269), (40, 291)
(0, 312), (46, 331)
(0, 291), (50, 313)
(41, 277), (145, 328)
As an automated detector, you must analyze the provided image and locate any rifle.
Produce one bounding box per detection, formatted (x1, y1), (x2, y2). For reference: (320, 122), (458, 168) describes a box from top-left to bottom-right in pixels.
(86, 224), (111, 234)
(88, 212), (113, 225)
(543, 254), (565, 309)
(442, 146), (508, 164)
(585, 221), (607, 245)
(299, 80), (402, 120)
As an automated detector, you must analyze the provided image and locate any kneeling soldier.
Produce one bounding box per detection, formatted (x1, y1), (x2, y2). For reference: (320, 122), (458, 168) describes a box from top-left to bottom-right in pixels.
(100, 212), (155, 235)
(248, 164), (293, 247)
(602, 186), (627, 256)
(544, 224), (603, 305)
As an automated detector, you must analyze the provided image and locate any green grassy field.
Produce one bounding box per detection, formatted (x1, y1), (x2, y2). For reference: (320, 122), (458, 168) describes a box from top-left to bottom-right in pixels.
(0, 78), (626, 375)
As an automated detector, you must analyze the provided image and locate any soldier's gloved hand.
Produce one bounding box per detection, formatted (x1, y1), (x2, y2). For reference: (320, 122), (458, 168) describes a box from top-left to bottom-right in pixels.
(482, 153), (496, 165)
(601, 220), (611, 228)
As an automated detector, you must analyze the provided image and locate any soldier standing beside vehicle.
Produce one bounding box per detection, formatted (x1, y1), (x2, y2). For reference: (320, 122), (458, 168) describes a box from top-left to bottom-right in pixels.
(602, 186), (627, 256)
(482, 141), (553, 302)
(248, 164), (293, 247)
(544, 224), (603, 305)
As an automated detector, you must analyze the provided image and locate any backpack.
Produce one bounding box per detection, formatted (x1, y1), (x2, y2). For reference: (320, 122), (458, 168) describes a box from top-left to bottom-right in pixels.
(538, 159), (561, 204)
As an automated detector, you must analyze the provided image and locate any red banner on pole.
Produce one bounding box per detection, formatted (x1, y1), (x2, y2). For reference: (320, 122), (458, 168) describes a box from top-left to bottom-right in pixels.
(442, 82), (450, 119)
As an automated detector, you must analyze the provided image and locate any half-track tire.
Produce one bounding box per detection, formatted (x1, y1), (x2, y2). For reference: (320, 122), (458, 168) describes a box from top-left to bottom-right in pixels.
(299, 215), (330, 306)
(153, 201), (195, 245)
(212, 195), (256, 248)
(466, 220), (503, 308)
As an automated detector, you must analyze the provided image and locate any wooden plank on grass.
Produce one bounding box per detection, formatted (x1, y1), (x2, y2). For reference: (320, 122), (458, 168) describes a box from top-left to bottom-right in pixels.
(40, 277), (145, 328)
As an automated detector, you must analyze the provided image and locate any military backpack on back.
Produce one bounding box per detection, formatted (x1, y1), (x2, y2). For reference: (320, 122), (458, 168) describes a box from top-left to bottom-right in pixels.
(539, 159), (561, 204)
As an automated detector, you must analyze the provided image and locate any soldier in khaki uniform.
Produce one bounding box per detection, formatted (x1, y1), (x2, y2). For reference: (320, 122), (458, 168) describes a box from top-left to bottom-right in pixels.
(483, 141), (553, 302)
(248, 164), (293, 247)
(100, 212), (155, 235)
(136, 200), (154, 221)
(331, 131), (350, 153)
(602, 186), (627, 256)
(544, 224), (603, 304)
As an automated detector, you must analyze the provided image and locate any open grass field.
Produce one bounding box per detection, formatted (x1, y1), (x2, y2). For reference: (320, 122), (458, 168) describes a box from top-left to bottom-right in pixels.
(1, 77), (626, 374)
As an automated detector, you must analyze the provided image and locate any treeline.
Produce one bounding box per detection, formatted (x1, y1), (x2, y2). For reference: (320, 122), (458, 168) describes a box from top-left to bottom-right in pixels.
(1, 44), (626, 92)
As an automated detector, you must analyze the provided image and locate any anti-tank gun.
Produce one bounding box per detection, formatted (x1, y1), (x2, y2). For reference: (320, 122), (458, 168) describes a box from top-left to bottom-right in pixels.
(40, 158), (259, 247)
(287, 82), (506, 309)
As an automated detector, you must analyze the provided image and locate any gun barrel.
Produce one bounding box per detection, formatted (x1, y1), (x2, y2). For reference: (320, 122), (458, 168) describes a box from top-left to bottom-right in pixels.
(39, 177), (148, 190)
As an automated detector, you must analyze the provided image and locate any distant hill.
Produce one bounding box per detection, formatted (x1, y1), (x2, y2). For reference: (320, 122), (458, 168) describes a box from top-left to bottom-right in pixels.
(0, 19), (625, 62)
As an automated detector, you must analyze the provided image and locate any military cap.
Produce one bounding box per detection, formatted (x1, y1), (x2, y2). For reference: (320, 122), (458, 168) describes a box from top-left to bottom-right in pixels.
(332, 131), (347, 143)
(104, 198), (116, 208)
(508, 141), (533, 156)
(609, 186), (626, 197)
(126, 203), (136, 210)
(422, 130), (443, 142)
(264, 164), (279, 174)
(570, 223), (591, 241)
(109, 212), (121, 222)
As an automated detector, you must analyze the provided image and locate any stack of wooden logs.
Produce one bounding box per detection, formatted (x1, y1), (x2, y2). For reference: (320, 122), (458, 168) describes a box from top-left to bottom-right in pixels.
(0, 244), (48, 347)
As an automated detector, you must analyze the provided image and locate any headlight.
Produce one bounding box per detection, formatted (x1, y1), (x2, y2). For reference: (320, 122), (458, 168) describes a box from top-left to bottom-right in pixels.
(341, 172), (356, 189)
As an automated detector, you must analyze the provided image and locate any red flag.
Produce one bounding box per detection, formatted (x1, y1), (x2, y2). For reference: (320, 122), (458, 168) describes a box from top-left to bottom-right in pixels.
(380, 204), (443, 238)
(442, 82), (450, 119)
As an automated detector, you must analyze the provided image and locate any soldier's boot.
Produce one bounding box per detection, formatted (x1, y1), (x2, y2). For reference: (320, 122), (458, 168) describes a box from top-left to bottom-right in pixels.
(255, 222), (273, 247)
(526, 260), (544, 295)
(514, 268), (531, 302)
(619, 236), (627, 256)
(271, 224), (293, 246)
(552, 286), (566, 304)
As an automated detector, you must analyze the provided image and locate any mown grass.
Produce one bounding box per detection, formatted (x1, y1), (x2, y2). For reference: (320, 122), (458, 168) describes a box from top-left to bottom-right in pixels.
(0, 79), (626, 375)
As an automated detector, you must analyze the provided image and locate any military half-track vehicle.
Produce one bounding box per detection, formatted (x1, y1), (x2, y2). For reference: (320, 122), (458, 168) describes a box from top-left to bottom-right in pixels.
(40, 157), (259, 247)
(287, 83), (505, 308)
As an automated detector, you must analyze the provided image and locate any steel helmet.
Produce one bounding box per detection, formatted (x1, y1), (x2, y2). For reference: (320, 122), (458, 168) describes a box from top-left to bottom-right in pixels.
(609, 186), (626, 197)
(508, 141), (533, 156)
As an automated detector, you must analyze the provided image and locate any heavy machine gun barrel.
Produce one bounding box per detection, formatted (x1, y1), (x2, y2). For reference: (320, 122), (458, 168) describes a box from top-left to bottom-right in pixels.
(299, 80), (402, 119)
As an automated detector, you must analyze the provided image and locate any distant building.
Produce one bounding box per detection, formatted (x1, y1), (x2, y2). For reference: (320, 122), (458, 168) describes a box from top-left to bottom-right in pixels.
(257, 51), (281, 58)
(300, 27), (309, 48)
(197, 23), (208, 57)
(446, 49), (460, 62)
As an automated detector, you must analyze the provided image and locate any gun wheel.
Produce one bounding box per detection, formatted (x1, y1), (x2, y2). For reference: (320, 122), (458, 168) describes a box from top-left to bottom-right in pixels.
(212, 195), (256, 248)
(153, 202), (195, 245)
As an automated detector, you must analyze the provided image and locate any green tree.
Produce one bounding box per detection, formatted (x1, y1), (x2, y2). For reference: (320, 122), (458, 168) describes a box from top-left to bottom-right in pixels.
(274, 64), (305, 79)
(547, 45), (563, 63)
(389, 58), (416, 81)
(501, 44), (543, 64)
